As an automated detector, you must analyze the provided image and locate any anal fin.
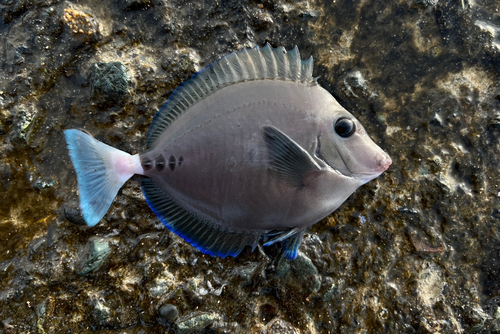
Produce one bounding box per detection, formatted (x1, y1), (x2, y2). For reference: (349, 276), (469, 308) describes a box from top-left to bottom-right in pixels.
(263, 227), (306, 260)
(263, 126), (320, 187)
(281, 229), (305, 260)
(141, 178), (260, 258)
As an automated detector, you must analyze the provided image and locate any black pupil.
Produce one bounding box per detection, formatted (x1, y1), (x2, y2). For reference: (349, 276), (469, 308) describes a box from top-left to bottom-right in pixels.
(334, 117), (355, 138)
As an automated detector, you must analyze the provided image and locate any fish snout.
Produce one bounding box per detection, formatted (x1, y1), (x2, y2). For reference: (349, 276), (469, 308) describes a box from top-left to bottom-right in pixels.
(376, 152), (392, 173)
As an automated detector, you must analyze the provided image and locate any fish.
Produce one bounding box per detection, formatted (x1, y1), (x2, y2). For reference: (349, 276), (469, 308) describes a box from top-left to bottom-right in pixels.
(64, 44), (391, 260)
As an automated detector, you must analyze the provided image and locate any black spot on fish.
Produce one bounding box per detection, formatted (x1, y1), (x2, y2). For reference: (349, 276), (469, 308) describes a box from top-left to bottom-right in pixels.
(178, 156), (184, 167)
(168, 155), (176, 171)
(156, 155), (165, 171)
(141, 158), (152, 171)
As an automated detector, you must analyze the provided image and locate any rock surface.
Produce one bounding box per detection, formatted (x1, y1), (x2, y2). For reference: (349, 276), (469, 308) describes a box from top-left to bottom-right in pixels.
(1, 0), (500, 333)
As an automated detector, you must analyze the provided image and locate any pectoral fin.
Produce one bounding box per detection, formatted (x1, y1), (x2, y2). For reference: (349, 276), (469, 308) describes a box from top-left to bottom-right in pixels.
(263, 126), (320, 187)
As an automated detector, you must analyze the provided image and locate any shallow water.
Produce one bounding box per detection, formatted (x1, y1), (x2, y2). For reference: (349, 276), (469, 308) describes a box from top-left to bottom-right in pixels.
(1, 0), (500, 333)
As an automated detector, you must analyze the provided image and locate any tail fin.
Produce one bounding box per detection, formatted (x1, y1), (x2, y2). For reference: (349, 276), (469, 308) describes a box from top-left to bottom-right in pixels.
(64, 129), (143, 226)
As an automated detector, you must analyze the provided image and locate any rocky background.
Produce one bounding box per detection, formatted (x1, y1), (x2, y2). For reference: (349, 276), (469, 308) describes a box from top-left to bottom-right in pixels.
(1, 0), (500, 333)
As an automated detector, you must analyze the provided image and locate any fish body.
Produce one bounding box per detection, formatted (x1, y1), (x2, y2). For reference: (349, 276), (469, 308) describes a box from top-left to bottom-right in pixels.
(65, 44), (391, 260)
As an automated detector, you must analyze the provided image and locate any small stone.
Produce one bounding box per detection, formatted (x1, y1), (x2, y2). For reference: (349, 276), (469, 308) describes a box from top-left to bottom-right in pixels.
(275, 251), (321, 293)
(290, 251), (318, 277)
(253, 11), (274, 31)
(430, 110), (444, 127)
(32, 177), (56, 190)
(261, 318), (300, 334)
(94, 299), (111, 321)
(341, 71), (375, 99)
(417, 261), (444, 306)
(176, 313), (219, 334)
(434, 173), (453, 196)
(62, 7), (99, 38)
(298, 9), (320, 18)
(12, 105), (43, 146)
(63, 203), (87, 226)
(159, 304), (178, 322)
(75, 238), (112, 275)
(147, 271), (175, 297)
(90, 62), (132, 105)
(275, 256), (291, 277)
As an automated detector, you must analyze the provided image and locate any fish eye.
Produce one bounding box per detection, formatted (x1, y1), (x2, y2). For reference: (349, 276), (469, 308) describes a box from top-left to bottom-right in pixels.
(334, 117), (356, 138)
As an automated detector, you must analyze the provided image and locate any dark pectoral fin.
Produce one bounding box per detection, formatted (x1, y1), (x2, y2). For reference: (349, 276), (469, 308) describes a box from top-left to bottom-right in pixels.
(263, 126), (319, 187)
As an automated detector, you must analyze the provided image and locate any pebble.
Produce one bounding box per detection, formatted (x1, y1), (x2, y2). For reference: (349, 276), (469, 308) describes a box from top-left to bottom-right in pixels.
(90, 62), (132, 105)
(159, 304), (178, 322)
(75, 238), (112, 275)
(176, 313), (219, 334)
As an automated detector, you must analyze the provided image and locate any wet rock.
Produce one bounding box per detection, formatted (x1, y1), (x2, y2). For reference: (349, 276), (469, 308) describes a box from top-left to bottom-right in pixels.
(430, 109), (444, 127)
(159, 304), (178, 322)
(12, 105), (44, 146)
(176, 313), (220, 334)
(252, 9), (274, 31)
(63, 203), (87, 226)
(61, 6), (100, 44)
(275, 255), (291, 277)
(94, 298), (112, 323)
(2, 0), (500, 333)
(90, 62), (133, 106)
(341, 71), (376, 99)
(32, 177), (57, 190)
(298, 6), (321, 19)
(276, 251), (321, 294)
(75, 238), (112, 275)
(147, 272), (175, 297)
(261, 318), (301, 334)
(159, 47), (201, 79)
(417, 261), (444, 306)
(475, 20), (500, 51)
(238, 262), (260, 282)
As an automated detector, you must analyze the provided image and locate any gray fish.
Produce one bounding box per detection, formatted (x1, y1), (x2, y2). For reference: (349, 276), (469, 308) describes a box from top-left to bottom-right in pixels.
(64, 44), (391, 260)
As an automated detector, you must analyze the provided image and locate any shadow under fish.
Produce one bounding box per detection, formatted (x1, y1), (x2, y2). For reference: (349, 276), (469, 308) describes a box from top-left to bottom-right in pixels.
(64, 44), (392, 260)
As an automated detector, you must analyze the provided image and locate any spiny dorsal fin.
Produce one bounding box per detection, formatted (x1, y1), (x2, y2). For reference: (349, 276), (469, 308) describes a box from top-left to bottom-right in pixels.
(146, 44), (316, 148)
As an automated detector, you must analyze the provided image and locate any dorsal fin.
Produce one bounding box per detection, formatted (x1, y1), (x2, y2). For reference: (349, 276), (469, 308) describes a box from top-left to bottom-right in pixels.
(146, 44), (316, 148)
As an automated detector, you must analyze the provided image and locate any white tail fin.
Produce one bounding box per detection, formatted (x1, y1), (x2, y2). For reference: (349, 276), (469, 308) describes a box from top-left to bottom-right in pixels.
(64, 129), (143, 226)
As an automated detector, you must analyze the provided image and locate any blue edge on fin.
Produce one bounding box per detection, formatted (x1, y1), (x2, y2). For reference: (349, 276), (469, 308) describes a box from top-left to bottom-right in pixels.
(142, 178), (259, 258)
(142, 178), (303, 260)
(146, 56), (219, 148)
